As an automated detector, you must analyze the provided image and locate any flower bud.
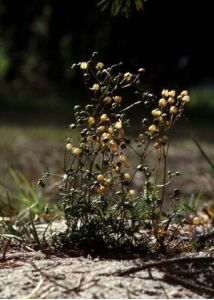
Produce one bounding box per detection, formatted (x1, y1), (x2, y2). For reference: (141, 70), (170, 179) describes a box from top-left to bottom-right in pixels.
(148, 124), (158, 133)
(96, 62), (104, 70)
(103, 96), (112, 104)
(102, 132), (111, 140)
(88, 117), (95, 125)
(114, 96), (122, 104)
(72, 147), (82, 156)
(128, 189), (136, 197)
(80, 62), (88, 70)
(170, 106), (178, 114)
(168, 90), (176, 97)
(123, 72), (132, 81)
(106, 178), (112, 186)
(159, 98), (167, 107)
(119, 154), (127, 162)
(97, 174), (105, 182)
(181, 90), (188, 97)
(97, 126), (106, 133)
(161, 89), (169, 97)
(182, 95), (190, 102)
(110, 140), (118, 152)
(100, 114), (108, 122)
(192, 216), (201, 225)
(168, 97), (175, 104)
(114, 121), (123, 129)
(86, 135), (93, 143)
(97, 185), (106, 194)
(90, 83), (100, 91)
(108, 127), (114, 134)
(66, 143), (73, 150)
(124, 173), (131, 180)
(151, 109), (162, 117)
(154, 141), (161, 149)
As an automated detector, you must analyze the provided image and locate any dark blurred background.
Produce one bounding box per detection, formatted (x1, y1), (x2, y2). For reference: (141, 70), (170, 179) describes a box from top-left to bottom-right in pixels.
(0, 0), (214, 124)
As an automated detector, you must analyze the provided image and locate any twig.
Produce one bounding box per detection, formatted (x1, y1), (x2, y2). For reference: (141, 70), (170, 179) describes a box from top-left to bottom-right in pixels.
(30, 261), (66, 282)
(113, 256), (214, 277)
(29, 261), (90, 295)
(1, 238), (11, 261)
(180, 229), (214, 243)
(39, 285), (56, 299)
(193, 138), (214, 171)
(159, 282), (169, 299)
(164, 273), (214, 297)
(119, 100), (142, 113)
(26, 278), (45, 299)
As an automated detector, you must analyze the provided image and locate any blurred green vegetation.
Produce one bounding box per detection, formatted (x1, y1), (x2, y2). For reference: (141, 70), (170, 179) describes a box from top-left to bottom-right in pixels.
(189, 87), (214, 109)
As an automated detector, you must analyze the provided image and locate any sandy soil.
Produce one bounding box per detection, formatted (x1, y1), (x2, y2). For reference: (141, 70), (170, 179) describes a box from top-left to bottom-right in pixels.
(0, 247), (214, 299)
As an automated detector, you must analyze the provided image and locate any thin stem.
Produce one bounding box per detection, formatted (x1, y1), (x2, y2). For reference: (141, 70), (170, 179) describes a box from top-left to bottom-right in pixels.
(160, 141), (170, 211)
(119, 100), (142, 113)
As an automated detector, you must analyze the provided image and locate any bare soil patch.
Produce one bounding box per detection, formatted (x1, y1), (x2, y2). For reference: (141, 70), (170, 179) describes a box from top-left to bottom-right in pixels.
(0, 246), (214, 299)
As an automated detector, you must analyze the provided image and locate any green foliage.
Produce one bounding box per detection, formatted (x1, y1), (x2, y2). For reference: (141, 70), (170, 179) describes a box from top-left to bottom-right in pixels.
(0, 43), (10, 78)
(190, 87), (214, 110)
(41, 53), (191, 254)
(8, 168), (45, 214)
(0, 169), (56, 250)
(98, 0), (145, 17)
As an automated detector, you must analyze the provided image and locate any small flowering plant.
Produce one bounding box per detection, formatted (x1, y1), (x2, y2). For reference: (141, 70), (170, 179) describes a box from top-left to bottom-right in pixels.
(40, 52), (191, 253)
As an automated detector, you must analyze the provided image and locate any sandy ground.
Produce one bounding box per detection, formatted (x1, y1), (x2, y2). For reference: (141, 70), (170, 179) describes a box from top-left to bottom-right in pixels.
(0, 247), (214, 299)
